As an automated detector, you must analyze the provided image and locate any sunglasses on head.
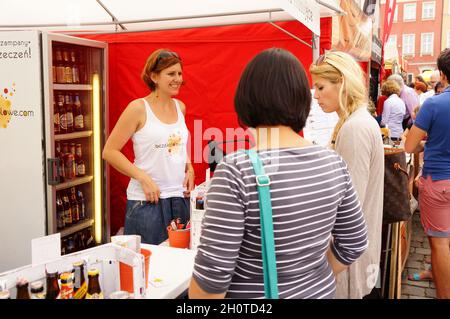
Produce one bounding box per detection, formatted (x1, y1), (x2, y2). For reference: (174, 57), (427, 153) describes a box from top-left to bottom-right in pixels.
(155, 51), (181, 66)
(315, 51), (329, 66)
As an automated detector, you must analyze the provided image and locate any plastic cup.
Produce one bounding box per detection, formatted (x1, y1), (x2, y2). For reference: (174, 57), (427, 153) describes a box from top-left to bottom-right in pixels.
(167, 226), (190, 249)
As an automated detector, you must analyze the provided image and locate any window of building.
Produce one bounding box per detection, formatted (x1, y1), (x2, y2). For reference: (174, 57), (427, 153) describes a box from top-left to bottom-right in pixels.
(421, 33), (434, 55)
(403, 3), (416, 21)
(402, 34), (415, 56)
(422, 1), (435, 20)
(388, 35), (397, 45)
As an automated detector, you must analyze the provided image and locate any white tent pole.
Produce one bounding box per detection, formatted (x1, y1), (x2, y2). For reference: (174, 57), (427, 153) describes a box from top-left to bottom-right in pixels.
(267, 21), (312, 49)
(316, 0), (346, 15)
(0, 9), (284, 29)
(96, 0), (127, 31)
(312, 33), (320, 62)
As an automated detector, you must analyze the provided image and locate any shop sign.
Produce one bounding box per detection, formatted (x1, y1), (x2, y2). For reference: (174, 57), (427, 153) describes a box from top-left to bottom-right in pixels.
(275, 0), (321, 35)
(372, 35), (382, 65)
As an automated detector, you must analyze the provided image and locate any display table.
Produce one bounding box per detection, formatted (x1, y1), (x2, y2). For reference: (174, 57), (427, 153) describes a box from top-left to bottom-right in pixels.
(142, 244), (196, 299)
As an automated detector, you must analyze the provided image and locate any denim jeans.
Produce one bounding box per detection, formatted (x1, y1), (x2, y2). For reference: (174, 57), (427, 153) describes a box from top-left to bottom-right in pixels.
(124, 197), (190, 245)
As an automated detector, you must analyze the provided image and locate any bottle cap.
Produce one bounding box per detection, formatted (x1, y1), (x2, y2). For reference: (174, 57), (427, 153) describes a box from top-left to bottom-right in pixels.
(88, 268), (99, 276)
(0, 291), (10, 299)
(30, 281), (43, 290)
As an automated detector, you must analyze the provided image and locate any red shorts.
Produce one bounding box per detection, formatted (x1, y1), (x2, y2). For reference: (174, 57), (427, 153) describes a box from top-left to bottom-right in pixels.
(418, 176), (450, 238)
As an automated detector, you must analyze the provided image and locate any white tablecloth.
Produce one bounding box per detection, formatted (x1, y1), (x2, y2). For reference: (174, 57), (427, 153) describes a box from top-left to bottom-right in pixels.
(141, 244), (196, 299)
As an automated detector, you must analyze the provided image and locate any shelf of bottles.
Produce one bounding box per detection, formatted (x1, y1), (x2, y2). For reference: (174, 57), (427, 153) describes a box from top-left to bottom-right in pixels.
(50, 41), (98, 255)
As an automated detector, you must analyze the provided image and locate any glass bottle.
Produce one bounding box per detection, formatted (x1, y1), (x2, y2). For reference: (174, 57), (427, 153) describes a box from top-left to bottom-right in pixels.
(58, 94), (67, 134)
(75, 144), (86, 177)
(53, 97), (60, 134)
(59, 272), (74, 299)
(56, 192), (65, 229)
(70, 187), (80, 223)
(77, 188), (86, 220)
(55, 48), (65, 84)
(73, 93), (84, 131)
(30, 281), (45, 299)
(73, 261), (87, 299)
(86, 268), (103, 299)
(15, 278), (30, 299)
(63, 48), (73, 84)
(71, 49), (80, 84)
(64, 94), (74, 133)
(62, 190), (73, 227)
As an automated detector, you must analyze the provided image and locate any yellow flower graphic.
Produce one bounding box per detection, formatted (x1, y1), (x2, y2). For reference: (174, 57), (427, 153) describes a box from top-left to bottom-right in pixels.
(0, 95), (12, 129)
(167, 132), (182, 155)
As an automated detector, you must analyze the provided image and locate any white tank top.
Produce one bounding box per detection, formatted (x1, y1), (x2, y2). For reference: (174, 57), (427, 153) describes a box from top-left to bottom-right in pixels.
(126, 98), (188, 200)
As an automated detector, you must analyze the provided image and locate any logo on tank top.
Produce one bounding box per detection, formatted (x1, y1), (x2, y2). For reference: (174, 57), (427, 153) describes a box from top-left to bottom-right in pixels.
(154, 131), (184, 157)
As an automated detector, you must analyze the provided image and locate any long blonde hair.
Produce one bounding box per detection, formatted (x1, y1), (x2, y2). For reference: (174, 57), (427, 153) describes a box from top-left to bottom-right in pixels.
(309, 51), (367, 148)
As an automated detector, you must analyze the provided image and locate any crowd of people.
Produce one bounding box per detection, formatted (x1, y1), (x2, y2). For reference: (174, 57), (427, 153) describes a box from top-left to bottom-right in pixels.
(102, 46), (450, 299)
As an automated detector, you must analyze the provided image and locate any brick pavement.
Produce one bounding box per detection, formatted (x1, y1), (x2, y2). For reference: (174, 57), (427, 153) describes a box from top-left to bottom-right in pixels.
(401, 211), (436, 299)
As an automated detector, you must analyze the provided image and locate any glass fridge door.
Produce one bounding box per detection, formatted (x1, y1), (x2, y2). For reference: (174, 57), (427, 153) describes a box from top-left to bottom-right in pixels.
(42, 33), (109, 255)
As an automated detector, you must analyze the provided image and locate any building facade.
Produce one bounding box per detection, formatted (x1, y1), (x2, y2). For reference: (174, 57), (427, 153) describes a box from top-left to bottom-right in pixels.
(442, 0), (450, 50)
(380, 0), (443, 80)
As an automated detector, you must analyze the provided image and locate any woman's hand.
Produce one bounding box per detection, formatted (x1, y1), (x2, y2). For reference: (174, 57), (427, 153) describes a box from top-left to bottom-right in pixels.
(183, 169), (195, 197)
(138, 173), (161, 203)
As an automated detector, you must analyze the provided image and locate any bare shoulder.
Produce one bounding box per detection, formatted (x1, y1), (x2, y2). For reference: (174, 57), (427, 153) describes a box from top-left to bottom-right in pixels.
(119, 98), (146, 129)
(175, 99), (186, 115)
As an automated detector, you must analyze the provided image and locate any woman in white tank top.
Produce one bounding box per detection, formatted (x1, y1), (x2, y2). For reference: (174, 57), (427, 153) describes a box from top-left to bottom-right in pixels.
(103, 49), (194, 244)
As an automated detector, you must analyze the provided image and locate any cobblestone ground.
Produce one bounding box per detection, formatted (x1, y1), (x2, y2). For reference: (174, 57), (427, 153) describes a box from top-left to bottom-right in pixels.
(401, 212), (436, 299)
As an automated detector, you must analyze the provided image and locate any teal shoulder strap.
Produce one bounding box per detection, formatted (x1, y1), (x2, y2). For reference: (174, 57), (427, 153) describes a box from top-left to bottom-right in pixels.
(244, 149), (279, 299)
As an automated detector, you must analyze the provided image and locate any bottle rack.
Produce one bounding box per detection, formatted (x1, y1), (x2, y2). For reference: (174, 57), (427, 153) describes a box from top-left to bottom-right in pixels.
(0, 244), (146, 299)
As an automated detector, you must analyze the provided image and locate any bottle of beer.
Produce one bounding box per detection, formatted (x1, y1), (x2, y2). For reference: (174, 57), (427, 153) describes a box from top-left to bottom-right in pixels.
(15, 278), (30, 299)
(56, 192), (65, 229)
(78, 50), (87, 84)
(59, 272), (74, 299)
(75, 144), (86, 177)
(53, 98), (60, 134)
(85, 229), (94, 248)
(62, 191), (73, 227)
(73, 261), (87, 299)
(65, 94), (74, 133)
(30, 281), (45, 299)
(64, 142), (75, 180)
(63, 49), (73, 84)
(58, 94), (67, 134)
(52, 49), (57, 84)
(71, 49), (80, 84)
(77, 188), (86, 220)
(86, 268), (103, 299)
(45, 267), (60, 299)
(55, 48), (65, 84)
(70, 187), (80, 223)
(55, 142), (65, 183)
(73, 94), (84, 131)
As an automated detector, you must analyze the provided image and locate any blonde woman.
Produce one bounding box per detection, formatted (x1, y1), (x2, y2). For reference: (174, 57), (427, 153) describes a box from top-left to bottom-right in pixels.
(310, 51), (384, 299)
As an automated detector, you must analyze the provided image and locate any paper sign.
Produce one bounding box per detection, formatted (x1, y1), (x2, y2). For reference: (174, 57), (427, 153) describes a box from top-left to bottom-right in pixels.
(275, 0), (321, 35)
(31, 233), (61, 265)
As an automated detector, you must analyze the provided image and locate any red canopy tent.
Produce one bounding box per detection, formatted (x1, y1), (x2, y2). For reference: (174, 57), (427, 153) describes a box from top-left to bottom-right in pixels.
(80, 19), (332, 235)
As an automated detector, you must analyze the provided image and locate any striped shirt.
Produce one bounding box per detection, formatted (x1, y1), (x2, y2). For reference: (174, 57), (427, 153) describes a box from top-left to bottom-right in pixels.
(193, 146), (368, 299)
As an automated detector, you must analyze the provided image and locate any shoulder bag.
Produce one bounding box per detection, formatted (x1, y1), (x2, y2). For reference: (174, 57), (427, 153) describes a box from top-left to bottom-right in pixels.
(244, 149), (279, 299)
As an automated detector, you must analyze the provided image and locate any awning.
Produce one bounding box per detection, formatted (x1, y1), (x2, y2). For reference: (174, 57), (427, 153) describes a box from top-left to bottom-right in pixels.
(0, 0), (343, 33)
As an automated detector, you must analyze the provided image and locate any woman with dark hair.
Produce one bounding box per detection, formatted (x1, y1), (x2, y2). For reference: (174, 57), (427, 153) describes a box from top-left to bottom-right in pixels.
(102, 49), (194, 245)
(189, 48), (368, 299)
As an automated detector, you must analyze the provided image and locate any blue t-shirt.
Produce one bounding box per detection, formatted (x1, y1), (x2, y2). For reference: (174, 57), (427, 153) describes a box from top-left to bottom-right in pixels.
(414, 86), (450, 180)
